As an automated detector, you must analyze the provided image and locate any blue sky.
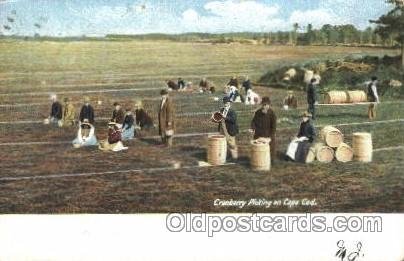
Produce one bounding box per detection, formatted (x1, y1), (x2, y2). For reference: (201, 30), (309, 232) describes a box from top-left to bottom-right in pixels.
(0, 0), (393, 36)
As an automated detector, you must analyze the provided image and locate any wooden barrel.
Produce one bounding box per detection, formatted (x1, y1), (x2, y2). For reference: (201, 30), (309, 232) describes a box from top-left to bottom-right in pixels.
(320, 126), (344, 148)
(207, 135), (227, 165)
(324, 91), (348, 104)
(352, 132), (373, 162)
(250, 140), (271, 171)
(335, 143), (354, 162)
(305, 147), (316, 163)
(347, 90), (367, 103)
(314, 143), (334, 163)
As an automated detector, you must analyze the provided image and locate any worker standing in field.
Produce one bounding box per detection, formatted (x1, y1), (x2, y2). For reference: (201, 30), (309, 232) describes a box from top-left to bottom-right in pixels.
(283, 91), (298, 109)
(48, 94), (63, 125)
(250, 97), (277, 163)
(306, 78), (318, 120)
(367, 76), (380, 120)
(177, 77), (186, 90)
(79, 96), (95, 124)
(158, 89), (175, 147)
(61, 97), (76, 127)
(218, 96), (239, 160)
(242, 75), (252, 94)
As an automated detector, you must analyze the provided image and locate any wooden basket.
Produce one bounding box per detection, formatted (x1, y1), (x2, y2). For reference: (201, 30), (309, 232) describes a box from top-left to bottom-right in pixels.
(207, 135), (227, 165)
(250, 140), (270, 171)
(314, 143), (334, 163)
(320, 126), (344, 148)
(335, 143), (354, 162)
(346, 90), (367, 103)
(324, 91), (348, 104)
(352, 132), (373, 162)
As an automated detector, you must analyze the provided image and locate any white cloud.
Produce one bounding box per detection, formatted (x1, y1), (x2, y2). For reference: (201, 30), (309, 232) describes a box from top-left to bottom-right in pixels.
(288, 8), (347, 29)
(318, 0), (391, 29)
(0, 0), (21, 4)
(182, 9), (199, 23)
(204, 0), (279, 18)
(181, 0), (284, 32)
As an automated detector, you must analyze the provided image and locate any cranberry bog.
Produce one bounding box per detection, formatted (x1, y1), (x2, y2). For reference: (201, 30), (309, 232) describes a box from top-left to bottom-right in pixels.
(0, 40), (403, 213)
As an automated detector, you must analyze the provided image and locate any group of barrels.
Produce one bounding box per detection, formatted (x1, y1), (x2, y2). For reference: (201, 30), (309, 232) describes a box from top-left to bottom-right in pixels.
(324, 90), (368, 104)
(307, 126), (373, 163)
(206, 135), (272, 171)
(206, 128), (373, 171)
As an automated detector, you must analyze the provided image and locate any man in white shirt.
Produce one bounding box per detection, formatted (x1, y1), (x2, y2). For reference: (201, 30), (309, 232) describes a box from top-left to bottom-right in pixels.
(367, 76), (380, 120)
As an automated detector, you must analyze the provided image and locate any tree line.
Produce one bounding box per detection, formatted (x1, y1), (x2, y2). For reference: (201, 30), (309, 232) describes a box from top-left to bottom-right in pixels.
(259, 24), (397, 47)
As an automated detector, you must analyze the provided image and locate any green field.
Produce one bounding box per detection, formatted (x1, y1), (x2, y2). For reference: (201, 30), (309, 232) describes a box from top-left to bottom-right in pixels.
(0, 40), (402, 213)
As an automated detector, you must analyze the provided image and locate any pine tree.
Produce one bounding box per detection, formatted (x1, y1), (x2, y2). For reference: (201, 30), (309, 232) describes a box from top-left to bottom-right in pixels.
(371, 0), (404, 67)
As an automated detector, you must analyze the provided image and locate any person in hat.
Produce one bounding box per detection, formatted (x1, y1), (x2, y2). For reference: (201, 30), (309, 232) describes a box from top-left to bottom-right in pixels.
(250, 97), (277, 162)
(242, 75), (252, 95)
(121, 107), (135, 141)
(99, 122), (128, 152)
(79, 96), (95, 124)
(111, 102), (125, 128)
(72, 119), (98, 148)
(177, 77), (186, 90)
(218, 96), (239, 160)
(158, 89), (175, 147)
(245, 89), (261, 105)
(286, 111), (316, 163)
(306, 78), (318, 120)
(61, 97), (76, 127)
(227, 75), (239, 88)
(283, 90), (298, 109)
(134, 99), (154, 132)
(48, 94), (63, 124)
(367, 76), (380, 120)
(228, 86), (242, 103)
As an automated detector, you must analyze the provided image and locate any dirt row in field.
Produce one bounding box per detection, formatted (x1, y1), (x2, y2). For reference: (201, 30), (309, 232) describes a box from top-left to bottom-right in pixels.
(0, 145), (402, 213)
(1, 120), (403, 178)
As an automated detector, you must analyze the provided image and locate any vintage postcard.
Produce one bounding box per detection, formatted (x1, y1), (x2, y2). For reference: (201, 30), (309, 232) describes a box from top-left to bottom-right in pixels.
(0, 0), (403, 259)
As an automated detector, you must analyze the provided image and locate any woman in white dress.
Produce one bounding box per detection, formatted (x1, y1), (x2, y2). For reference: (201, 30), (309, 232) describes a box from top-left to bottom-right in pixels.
(72, 119), (98, 148)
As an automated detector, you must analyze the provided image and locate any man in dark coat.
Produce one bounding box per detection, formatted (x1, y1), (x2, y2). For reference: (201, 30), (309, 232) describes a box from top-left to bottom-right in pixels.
(177, 78), (186, 90)
(111, 102), (125, 127)
(79, 96), (95, 124)
(242, 75), (252, 94)
(306, 78), (318, 120)
(286, 111), (316, 163)
(367, 76), (380, 120)
(49, 94), (63, 123)
(158, 89), (175, 147)
(283, 91), (298, 109)
(227, 75), (239, 88)
(250, 97), (277, 162)
(218, 96), (239, 160)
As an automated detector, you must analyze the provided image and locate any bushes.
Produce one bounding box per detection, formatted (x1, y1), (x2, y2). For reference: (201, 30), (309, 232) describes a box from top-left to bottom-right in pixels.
(258, 55), (404, 98)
